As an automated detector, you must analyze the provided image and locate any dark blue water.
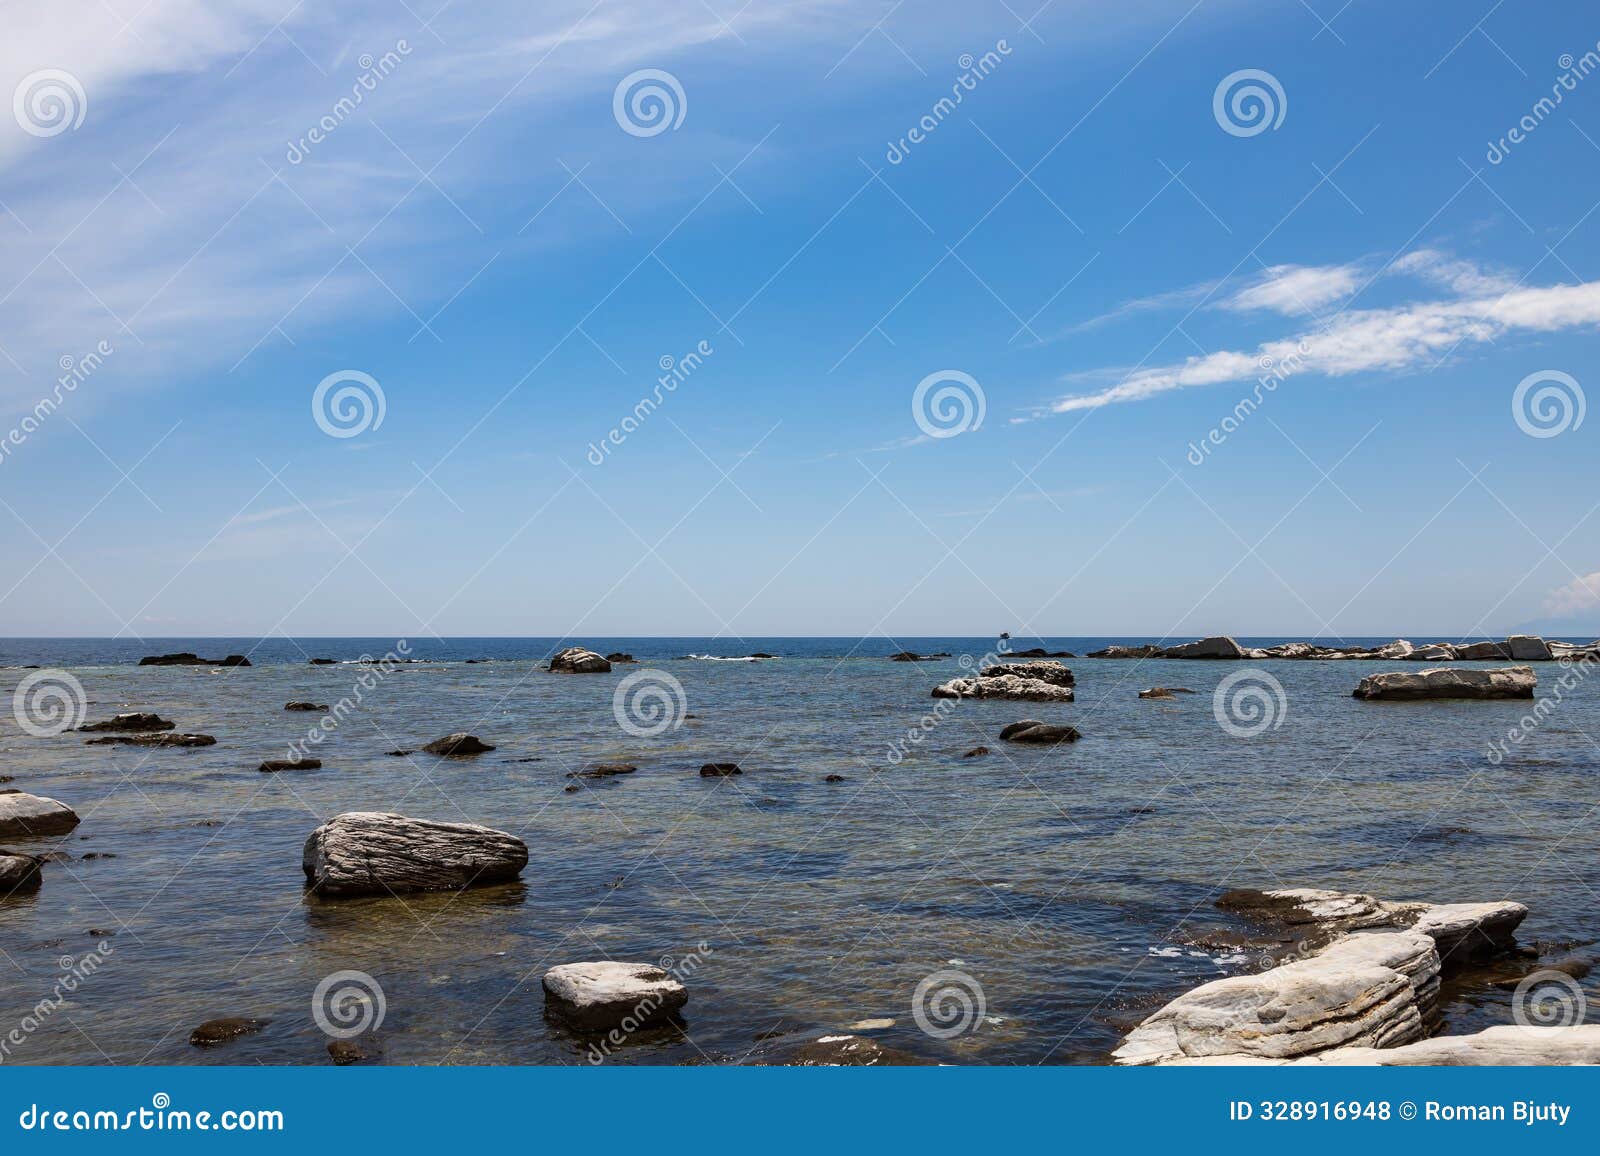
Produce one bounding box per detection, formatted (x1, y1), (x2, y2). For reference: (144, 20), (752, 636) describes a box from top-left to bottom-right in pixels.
(2, 637), (1595, 1065)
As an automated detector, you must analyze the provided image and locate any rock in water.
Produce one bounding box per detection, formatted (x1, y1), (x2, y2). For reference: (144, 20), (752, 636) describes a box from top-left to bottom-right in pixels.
(303, 812), (528, 897)
(1161, 636), (1245, 659)
(0, 851), (44, 895)
(0, 793), (81, 838)
(700, 762), (742, 777)
(420, 733), (495, 756)
(604, 653), (637, 663)
(788, 1034), (932, 1066)
(998, 720), (1081, 744)
(84, 732), (216, 747)
(931, 674), (1075, 702)
(76, 712), (174, 732)
(139, 652), (252, 667)
(259, 758), (322, 772)
(980, 660), (1075, 687)
(284, 702), (328, 712)
(549, 647), (612, 673)
(1351, 665), (1535, 701)
(189, 1017), (268, 1047)
(1505, 634), (1554, 661)
(1455, 641), (1511, 660)
(542, 961), (687, 1030)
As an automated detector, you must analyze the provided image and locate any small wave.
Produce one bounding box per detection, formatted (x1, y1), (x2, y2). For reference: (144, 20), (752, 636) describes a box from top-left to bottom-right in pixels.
(681, 654), (776, 662)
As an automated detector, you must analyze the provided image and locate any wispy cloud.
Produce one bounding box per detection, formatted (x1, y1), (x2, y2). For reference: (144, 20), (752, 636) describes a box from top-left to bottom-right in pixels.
(1043, 253), (1600, 414)
(1546, 571), (1600, 616)
(1220, 262), (1361, 315)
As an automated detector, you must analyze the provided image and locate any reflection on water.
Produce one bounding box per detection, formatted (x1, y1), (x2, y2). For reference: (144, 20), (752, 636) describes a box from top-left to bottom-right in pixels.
(0, 637), (1596, 1065)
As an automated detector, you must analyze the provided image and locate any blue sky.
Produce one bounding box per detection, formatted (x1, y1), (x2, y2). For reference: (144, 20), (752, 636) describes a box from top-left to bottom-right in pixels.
(2, 0), (1599, 639)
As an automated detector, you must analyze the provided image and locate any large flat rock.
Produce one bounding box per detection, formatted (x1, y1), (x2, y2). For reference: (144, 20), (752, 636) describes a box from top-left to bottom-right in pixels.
(542, 961), (686, 1030)
(1352, 665), (1535, 701)
(0, 793), (81, 838)
(303, 811), (527, 897)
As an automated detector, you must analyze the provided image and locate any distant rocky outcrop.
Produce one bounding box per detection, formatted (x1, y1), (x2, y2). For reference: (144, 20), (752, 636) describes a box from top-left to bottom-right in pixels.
(549, 647), (611, 674)
(604, 653), (638, 664)
(139, 653), (251, 667)
(890, 651), (951, 662)
(932, 659), (1076, 702)
(1081, 634), (1596, 662)
(76, 712), (174, 732)
(420, 733), (495, 756)
(284, 702), (328, 712)
(303, 812), (528, 897)
(84, 732), (216, 747)
(1351, 666), (1536, 701)
(0, 793), (81, 838)
(1139, 687), (1194, 699)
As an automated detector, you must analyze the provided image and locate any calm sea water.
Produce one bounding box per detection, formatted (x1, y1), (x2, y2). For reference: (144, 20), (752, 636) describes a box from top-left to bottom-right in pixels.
(1, 636), (1596, 1065)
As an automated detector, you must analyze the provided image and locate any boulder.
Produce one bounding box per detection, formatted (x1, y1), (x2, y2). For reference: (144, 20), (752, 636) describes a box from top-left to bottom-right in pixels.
(309, 657), (338, 665)
(1352, 665), (1535, 701)
(303, 812), (528, 897)
(1405, 643), (1457, 661)
(549, 647), (611, 674)
(284, 702), (328, 712)
(542, 961), (687, 1030)
(1086, 644), (1162, 658)
(0, 851), (43, 895)
(1259, 642), (1324, 659)
(84, 732), (216, 747)
(421, 733), (495, 756)
(700, 762), (742, 776)
(1455, 641), (1511, 660)
(962, 746), (990, 758)
(1373, 640), (1414, 659)
(980, 660), (1074, 687)
(0, 793), (81, 838)
(259, 758), (322, 772)
(998, 720), (1080, 744)
(1161, 636), (1245, 659)
(76, 712), (174, 732)
(189, 1017), (268, 1047)
(1505, 634), (1554, 661)
(1139, 687), (1195, 699)
(931, 674), (1075, 702)
(604, 653), (637, 663)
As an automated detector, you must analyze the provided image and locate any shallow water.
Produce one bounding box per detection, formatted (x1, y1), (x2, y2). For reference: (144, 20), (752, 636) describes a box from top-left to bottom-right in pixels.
(1, 636), (1596, 1065)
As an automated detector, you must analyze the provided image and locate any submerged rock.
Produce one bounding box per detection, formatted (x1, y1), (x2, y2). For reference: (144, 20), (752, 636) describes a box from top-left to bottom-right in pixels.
(549, 647), (611, 674)
(890, 651), (951, 662)
(700, 762), (742, 777)
(998, 720), (1080, 744)
(0, 851), (44, 895)
(420, 733), (495, 756)
(259, 758), (321, 772)
(1351, 665), (1535, 701)
(1139, 687), (1194, 699)
(962, 746), (990, 758)
(284, 702), (329, 712)
(76, 712), (174, 732)
(189, 1017), (268, 1047)
(788, 1034), (932, 1066)
(84, 732), (216, 747)
(0, 793), (81, 838)
(1086, 644), (1163, 658)
(823, 773), (845, 782)
(568, 763), (637, 779)
(303, 812), (528, 897)
(542, 961), (687, 1031)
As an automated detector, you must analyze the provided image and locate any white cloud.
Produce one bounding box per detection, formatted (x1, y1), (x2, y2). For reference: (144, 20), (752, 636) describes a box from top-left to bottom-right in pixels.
(1545, 572), (1600, 616)
(1047, 255), (1600, 413)
(1221, 262), (1361, 315)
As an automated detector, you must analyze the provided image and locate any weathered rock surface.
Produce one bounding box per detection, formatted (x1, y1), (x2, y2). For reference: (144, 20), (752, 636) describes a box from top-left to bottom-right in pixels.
(0, 793), (81, 838)
(420, 733), (495, 756)
(1455, 641), (1510, 660)
(981, 660), (1075, 687)
(931, 673), (1075, 702)
(542, 961), (687, 1030)
(998, 720), (1080, 744)
(1411, 901), (1527, 972)
(0, 851), (44, 895)
(1087, 644), (1162, 658)
(189, 1017), (267, 1047)
(84, 732), (216, 747)
(284, 702), (328, 712)
(568, 763), (636, 779)
(259, 758), (322, 772)
(1306, 1025), (1600, 1066)
(303, 812), (528, 897)
(1162, 635), (1246, 659)
(77, 712), (174, 732)
(1506, 634), (1555, 661)
(1352, 665), (1535, 701)
(140, 652), (251, 667)
(549, 647), (611, 674)
(700, 762), (742, 776)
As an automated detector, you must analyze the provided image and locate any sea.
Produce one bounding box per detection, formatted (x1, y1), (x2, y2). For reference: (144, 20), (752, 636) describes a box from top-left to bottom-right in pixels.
(1, 636), (1595, 1065)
